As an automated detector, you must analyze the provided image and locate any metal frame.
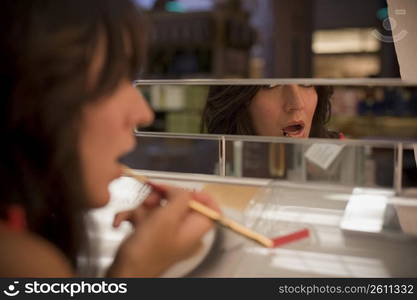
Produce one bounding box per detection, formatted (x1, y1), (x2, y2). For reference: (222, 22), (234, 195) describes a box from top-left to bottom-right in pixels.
(135, 131), (405, 148)
(135, 78), (417, 86)
(394, 143), (404, 195)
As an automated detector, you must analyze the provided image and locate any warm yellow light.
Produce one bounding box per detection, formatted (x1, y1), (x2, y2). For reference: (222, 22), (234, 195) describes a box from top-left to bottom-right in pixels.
(313, 28), (381, 54)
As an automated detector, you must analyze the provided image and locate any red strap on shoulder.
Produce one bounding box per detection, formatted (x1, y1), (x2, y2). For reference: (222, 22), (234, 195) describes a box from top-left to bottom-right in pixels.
(5, 204), (27, 232)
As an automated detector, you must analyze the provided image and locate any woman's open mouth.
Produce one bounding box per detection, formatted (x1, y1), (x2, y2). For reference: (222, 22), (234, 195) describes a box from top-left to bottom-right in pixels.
(282, 121), (305, 137)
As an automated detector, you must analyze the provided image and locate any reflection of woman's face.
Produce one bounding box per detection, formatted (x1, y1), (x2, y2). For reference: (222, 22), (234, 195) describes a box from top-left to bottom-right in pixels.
(79, 80), (154, 208)
(249, 85), (318, 138)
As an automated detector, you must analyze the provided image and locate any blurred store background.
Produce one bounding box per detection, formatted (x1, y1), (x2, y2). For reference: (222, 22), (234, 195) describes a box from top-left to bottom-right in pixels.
(135, 0), (400, 79)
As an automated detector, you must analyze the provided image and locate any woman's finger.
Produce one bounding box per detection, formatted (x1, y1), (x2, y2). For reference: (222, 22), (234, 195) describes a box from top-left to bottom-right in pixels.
(156, 189), (194, 227)
(113, 200), (159, 228)
(113, 210), (135, 228)
(142, 189), (163, 209)
(178, 209), (215, 244)
(191, 191), (220, 213)
(166, 192), (217, 245)
(130, 205), (156, 228)
(148, 182), (186, 199)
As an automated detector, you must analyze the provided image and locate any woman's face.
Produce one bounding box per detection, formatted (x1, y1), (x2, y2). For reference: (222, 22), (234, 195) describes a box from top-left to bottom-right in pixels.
(249, 85), (318, 138)
(79, 79), (154, 208)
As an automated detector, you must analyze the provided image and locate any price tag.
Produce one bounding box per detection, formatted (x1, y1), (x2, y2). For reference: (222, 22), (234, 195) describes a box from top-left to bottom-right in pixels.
(304, 143), (345, 170)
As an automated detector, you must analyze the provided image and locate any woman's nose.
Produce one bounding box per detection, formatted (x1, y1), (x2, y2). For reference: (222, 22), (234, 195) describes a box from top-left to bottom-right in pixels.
(131, 87), (154, 128)
(283, 85), (305, 112)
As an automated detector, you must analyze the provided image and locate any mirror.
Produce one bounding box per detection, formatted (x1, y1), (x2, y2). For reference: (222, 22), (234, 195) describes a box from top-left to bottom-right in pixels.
(136, 79), (417, 141)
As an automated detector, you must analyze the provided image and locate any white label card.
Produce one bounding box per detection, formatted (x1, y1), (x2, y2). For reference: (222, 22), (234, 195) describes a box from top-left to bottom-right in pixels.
(304, 143), (346, 170)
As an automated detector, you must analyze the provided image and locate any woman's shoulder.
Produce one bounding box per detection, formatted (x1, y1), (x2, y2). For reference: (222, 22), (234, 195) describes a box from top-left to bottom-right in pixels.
(0, 227), (73, 277)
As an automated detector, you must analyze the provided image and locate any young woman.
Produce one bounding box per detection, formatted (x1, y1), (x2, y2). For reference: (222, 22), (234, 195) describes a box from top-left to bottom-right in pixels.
(202, 85), (340, 139)
(0, 0), (217, 277)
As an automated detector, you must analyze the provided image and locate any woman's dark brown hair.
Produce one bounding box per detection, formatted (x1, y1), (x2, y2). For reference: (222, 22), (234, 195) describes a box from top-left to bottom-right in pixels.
(0, 0), (146, 268)
(201, 85), (339, 138)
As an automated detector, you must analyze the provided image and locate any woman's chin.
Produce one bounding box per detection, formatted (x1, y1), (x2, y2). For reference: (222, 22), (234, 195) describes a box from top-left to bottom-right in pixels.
(88, 190), (111, 208)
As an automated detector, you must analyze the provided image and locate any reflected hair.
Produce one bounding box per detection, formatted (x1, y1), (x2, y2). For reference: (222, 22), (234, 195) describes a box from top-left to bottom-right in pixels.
(201, 85), (338, 138)
(0, 0), (147, 268)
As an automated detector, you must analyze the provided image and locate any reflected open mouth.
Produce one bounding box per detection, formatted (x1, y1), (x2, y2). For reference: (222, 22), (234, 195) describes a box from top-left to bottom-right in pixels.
(282, 122), (305, 137)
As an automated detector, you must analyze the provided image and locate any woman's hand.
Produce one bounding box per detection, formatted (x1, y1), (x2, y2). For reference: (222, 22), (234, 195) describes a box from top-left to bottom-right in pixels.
(107, 183), (219, 277)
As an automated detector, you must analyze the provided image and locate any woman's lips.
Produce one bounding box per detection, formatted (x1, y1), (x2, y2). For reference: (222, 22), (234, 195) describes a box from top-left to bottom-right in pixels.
(282, 122), (305, 137)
